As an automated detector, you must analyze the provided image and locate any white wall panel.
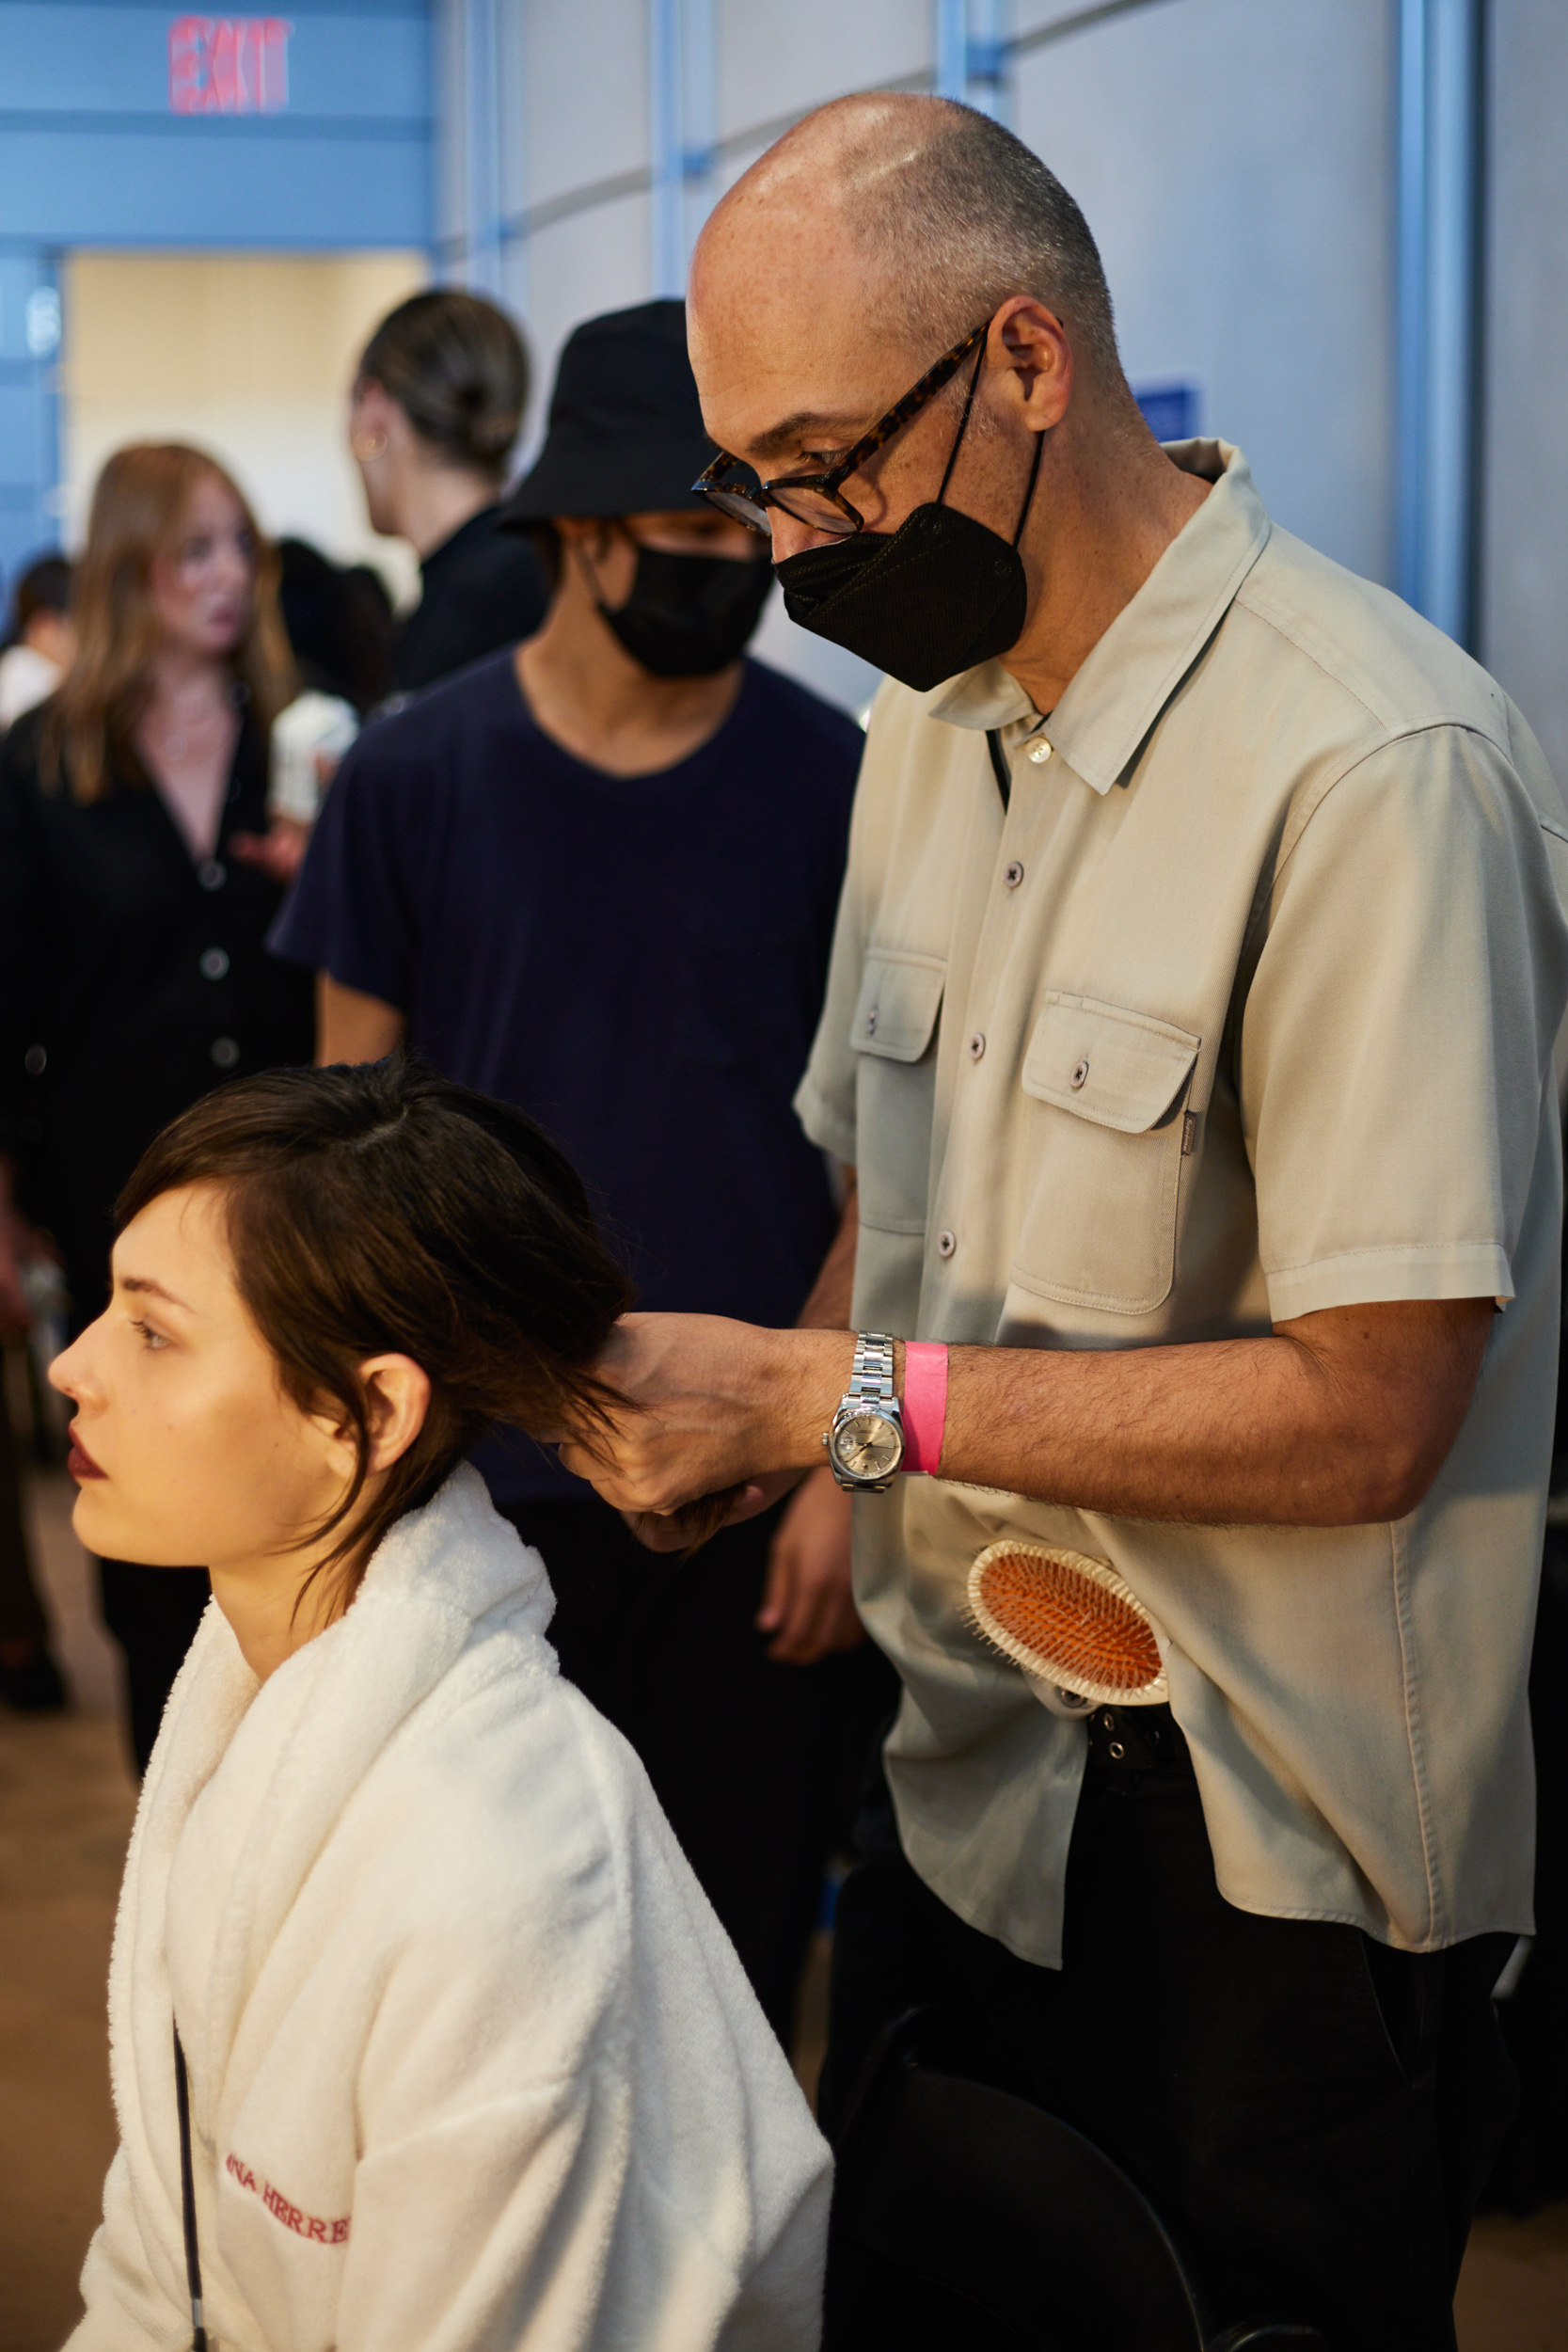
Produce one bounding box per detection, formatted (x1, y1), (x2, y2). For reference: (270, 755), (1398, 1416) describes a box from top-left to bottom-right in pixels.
(1013, 0), (1397, 584)
(1480, 0), (1568, 786)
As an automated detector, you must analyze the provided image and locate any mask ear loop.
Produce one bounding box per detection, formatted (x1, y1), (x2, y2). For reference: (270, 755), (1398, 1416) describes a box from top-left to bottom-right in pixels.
(571, 520), (630, 619)
(1012, 431), (1044, 545)
(934, 332), (991, 508)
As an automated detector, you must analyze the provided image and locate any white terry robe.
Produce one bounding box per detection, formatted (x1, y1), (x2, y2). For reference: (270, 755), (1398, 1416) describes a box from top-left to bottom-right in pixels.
(68, 1466), (832, 2352)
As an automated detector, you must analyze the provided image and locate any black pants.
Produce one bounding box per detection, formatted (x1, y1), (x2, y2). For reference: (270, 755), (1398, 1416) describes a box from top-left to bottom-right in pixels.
(98, 1559), (210, 1775)
(821, 1730), (1516, 2350)
(500, 1490), (896, 2042)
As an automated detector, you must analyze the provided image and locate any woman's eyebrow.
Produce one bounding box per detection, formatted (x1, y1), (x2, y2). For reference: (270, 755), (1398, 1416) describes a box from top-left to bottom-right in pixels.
(119, 1274), (195, 1313)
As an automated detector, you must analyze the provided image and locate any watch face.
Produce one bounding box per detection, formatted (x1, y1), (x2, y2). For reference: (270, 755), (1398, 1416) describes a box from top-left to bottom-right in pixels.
(833, 1410), (902, 1482)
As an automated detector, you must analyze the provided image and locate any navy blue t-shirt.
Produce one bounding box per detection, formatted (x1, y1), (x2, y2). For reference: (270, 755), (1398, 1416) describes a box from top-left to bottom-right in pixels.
(271, 649), (862, 1502)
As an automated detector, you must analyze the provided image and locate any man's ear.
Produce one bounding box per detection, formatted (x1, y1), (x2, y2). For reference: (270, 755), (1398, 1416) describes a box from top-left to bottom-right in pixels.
(995, 295), (1072, 434)
(358, 1355), (432, 1472)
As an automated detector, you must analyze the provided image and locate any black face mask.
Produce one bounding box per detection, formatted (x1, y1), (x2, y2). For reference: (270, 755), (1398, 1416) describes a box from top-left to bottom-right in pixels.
(773, 366), (1043, 693)
(593, 536), (774, 677)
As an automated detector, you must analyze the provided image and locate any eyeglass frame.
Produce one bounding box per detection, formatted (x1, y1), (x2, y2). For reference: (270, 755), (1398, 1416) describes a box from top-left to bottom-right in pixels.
(690, 317), (993, 538)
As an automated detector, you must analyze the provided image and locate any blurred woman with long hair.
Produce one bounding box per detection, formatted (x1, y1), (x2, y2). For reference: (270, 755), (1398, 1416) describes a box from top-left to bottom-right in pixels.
(0, 442), (314, 1768)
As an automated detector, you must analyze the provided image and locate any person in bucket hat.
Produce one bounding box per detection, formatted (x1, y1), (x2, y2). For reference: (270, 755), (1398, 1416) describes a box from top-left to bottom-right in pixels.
(273, 300), (895, 2041)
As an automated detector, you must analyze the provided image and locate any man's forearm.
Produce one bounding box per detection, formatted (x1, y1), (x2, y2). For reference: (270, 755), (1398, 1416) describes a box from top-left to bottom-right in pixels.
(571, 1295), (1493, 1530)
(939, 1298), (1491, 1526)
(797, 1173), (857, 1330)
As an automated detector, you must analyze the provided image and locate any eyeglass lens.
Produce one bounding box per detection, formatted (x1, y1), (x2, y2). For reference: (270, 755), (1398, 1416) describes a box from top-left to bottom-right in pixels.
(766, 484), (859, 534)
(702, 486), (771, 530)
(703, 479), (861, 536)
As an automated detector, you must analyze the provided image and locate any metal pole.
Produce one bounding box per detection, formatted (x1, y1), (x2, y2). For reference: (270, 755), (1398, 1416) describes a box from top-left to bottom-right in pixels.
(936, 0), (968, 101)
(649, 0), (684, 296)
(462, 0), (505, 296)
(967, 0), (1008, 119)
(681, 0), (717, 278)
(1396, 0), (1483, 645)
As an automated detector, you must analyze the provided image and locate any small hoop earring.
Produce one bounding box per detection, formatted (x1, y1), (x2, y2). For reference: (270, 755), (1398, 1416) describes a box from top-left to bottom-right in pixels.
(356, 432), (388, 461)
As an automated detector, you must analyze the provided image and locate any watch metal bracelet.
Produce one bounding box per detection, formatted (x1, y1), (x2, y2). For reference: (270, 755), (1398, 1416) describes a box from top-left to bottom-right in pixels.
(846, 1332), (895, 1401)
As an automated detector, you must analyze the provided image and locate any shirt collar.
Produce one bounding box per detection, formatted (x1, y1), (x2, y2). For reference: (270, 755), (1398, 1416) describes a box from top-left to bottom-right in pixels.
(928, 441), (1272, 794)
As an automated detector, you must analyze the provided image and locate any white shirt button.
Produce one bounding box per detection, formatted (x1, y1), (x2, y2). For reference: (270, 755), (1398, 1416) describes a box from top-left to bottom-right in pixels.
(1027, 738), (1053, 765)
(1005, 860), (1024, 889)
(198, 860), (226, 891)
(967, 1032), (986, 1060)
(211, 1037), (240, 1069)
(199, 947), (230, 979)
(936, 1229), (957, 1259)
(1070, 1057), (1090, 1089)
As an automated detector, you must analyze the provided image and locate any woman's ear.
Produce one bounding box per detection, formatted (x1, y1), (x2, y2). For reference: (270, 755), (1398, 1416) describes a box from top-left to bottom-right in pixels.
(357, 1355), (432, 1472)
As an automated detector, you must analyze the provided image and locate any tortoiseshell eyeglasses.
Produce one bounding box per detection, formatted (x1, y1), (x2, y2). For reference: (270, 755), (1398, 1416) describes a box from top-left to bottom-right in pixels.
(691, 318), (991, 539)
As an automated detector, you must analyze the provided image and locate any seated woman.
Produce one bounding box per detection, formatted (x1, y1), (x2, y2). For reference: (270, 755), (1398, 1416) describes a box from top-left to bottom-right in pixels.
(56, 1058), (830, 2352)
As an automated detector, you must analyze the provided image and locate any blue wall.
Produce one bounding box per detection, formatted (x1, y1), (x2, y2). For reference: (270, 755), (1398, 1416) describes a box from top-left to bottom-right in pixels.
(0, 0), (434, 247)
(0, 0), (433, 595)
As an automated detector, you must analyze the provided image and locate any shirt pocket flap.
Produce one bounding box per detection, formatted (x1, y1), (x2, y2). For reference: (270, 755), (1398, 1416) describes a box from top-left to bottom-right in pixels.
(849, 951), (946, 1064)
(1022, 994), (1200, 1133)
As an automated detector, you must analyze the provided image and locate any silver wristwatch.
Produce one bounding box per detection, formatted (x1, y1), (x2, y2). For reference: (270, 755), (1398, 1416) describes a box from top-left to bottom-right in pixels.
(824, 1332), (906, 1492)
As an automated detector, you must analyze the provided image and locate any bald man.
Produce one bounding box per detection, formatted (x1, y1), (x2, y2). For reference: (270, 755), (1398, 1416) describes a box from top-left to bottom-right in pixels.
(560, 96), (1568, 2346)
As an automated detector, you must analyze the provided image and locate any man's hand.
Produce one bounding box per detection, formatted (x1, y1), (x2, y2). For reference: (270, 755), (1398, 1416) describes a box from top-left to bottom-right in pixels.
(230, 815), (311, 886)
(757, 1466), (863, 1663)
(557, 1312), (853, 1519)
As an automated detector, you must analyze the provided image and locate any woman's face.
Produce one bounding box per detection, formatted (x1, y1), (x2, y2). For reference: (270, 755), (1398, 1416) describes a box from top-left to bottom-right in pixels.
(49, 1184), (350, 1575)
(150, 476), (255, 661)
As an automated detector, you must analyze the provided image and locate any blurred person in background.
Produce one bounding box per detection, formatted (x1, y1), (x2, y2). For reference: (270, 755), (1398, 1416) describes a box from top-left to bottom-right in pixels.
(276, 300), (895, 2042)
(235, 539), (398, 887)
(350, 288), (547, 695)
(0, 442), (314, 1772)
(0, 553), (74, 732)
(0, 1229), (66, 1713)
(277, 535), (394, 716)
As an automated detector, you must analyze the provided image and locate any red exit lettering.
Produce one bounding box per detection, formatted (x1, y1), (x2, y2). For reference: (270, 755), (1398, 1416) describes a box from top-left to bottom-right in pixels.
(168, 17), (292, 114)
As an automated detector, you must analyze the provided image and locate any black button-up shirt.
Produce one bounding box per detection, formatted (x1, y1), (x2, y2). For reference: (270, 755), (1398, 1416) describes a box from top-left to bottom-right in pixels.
(0, 704), (314, 1321)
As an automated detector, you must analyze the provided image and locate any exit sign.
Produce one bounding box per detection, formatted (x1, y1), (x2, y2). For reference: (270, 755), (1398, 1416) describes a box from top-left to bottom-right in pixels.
(168, 17), (292, 113)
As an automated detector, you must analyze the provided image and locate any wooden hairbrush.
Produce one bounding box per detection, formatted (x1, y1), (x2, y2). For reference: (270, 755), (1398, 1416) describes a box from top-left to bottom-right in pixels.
(967, 1539), (1167, 1707)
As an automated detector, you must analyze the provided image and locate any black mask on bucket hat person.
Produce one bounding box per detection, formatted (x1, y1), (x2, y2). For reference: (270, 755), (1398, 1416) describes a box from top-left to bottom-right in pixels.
(577, 526), (775, 678)
(499, 298), (774, 676)
(772, 337), (1042, 693)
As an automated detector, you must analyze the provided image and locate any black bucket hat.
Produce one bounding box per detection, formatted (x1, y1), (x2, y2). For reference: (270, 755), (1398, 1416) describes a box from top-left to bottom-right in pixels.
(499, 299), (717, 526)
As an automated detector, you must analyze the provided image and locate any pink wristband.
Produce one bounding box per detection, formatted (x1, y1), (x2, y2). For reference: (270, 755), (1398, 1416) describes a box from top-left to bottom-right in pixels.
(901, 1342), (949, 1475)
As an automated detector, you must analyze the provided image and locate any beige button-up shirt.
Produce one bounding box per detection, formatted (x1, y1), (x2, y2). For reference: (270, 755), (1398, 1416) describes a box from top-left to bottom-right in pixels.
(797, 442), (1568, 1965)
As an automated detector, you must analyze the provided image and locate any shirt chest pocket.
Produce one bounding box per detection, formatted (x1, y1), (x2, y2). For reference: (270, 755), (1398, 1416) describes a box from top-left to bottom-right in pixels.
(1011, 994), (1201, 1315)
(849, 949), (945, 1235)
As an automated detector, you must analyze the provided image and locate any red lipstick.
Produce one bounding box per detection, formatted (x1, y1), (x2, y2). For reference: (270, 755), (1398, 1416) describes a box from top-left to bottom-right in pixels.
(66, 1426), (105, 1481)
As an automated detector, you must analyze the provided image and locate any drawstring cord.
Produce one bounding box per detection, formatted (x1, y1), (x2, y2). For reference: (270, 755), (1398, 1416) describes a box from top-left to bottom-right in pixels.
(172, 2022), (209, 2351)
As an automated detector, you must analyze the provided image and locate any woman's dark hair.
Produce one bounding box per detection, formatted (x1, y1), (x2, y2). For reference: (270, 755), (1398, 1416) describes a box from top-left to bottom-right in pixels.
(4, 552), (71, 648)
(277, 537), (394, 714)
(356, 290), (529, 482)
(115, 1057), (634, 1608)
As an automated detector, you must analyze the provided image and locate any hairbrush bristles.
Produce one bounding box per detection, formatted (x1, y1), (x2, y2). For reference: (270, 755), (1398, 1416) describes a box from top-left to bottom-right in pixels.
(967, 1540), (1167, 1707)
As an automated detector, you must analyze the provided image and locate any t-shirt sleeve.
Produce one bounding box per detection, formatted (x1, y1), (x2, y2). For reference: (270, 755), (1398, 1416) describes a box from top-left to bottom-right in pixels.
(1243, 723), (1568, 1322)
(268, 726), (424, 1014)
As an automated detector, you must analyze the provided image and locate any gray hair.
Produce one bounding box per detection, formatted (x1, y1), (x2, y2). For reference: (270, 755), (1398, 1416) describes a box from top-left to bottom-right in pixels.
(834, 98), (1123, 387)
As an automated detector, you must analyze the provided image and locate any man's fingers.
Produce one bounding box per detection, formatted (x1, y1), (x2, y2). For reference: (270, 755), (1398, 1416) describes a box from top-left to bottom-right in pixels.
(755, 1539), (792, 1632)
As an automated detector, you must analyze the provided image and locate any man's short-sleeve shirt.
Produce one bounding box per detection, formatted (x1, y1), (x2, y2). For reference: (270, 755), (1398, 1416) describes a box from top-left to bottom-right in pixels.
(275, 651), (862, 1501)
(796, 442), (1568, 1963)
